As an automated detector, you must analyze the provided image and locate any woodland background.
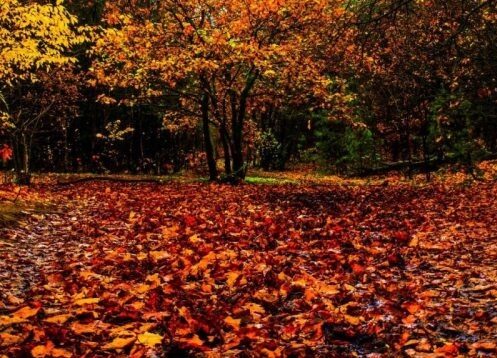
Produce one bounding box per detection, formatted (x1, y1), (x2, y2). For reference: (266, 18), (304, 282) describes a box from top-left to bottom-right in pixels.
(1, 0), (497, 181)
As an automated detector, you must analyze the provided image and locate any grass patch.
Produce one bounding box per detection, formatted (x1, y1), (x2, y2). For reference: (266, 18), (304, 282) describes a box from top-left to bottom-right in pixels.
(245, 176), (296, 185)
(0, 198), (53, 228)
(0, 201), (28, 226)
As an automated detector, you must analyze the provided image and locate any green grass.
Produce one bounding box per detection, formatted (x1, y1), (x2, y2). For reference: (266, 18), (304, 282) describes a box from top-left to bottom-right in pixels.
(245, 176), (296, 185)
(0, 199), (53, 228)
(0, 201), (28, 226)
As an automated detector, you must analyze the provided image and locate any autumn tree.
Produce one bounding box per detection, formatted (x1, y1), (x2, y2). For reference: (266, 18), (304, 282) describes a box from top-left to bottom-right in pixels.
(0, 0), (87, 183)
(92, 0), (353, 180)
(346, 0), (497, 177)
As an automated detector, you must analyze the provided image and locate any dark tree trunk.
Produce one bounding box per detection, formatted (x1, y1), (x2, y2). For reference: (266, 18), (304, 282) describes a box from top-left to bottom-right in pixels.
(12, 132), (32, 185)
(231, 117), (244, 179)
(220, 123), (232, 175)
(422, 135), (431, 182)
(201, 94), (218, 181)
(230, 75), (257, 180)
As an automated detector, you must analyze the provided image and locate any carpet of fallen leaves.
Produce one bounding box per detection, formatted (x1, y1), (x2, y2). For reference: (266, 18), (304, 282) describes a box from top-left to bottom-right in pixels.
(1, 177), (497, 357)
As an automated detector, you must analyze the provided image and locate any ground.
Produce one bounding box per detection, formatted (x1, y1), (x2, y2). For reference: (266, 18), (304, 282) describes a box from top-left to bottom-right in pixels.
(0, 168), (497, 357)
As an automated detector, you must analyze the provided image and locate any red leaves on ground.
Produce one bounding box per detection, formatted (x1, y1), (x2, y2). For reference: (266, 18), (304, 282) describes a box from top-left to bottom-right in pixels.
(0, 180), (497, 356)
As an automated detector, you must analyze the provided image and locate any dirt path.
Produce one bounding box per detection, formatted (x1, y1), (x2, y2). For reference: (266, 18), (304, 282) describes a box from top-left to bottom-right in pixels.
(0, 202), (91, 304)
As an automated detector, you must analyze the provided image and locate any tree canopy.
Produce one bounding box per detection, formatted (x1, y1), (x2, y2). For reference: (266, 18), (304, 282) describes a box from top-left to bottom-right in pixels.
(0, 0), (495, 181)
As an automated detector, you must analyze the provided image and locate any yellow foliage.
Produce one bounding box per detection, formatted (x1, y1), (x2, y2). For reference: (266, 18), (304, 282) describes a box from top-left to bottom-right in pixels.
(0, 0), (88, 86)
(91, 0), (352, 129)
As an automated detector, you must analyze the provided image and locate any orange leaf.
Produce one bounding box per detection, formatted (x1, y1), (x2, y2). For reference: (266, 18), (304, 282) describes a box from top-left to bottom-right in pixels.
(102, 336), (136, 350)
(224, 316), (241, 330)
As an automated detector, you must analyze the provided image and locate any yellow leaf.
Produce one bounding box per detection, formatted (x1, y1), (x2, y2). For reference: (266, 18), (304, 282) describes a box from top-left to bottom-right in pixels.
(137, 332), (163, 347)
(102, 336), (136, 350)
(471, 342), (497, 351)
(243, 303), (265, 316)
(74, 298), (100, 306)
(188, 234), (202, 243)
(344, 315), (361, 325)
(79, 271), (97, 279)
(0, 306), (40, 327)
(13, 306), (40, 320)
(262, 348), (285, 358)
(44, 314), (71, 324)
(201, 282), (213, 293)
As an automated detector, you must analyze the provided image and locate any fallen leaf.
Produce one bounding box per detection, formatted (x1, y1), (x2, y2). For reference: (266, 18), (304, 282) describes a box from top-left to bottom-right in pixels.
(226, 271), (243, 288)
(0, 332), (21, 346)
(244, 303), (265, 316)
(0, 306), (40, 327)
(74, 298), (100, 306)
(102, 336), (136, 350)
(224, 316), (241, 330)
(44, 314), (71, 324)
(137, 332), (163, 347)
(344, 315), (361, 325)
(178, 334), (203, 347)
(471, 341), (496, 351)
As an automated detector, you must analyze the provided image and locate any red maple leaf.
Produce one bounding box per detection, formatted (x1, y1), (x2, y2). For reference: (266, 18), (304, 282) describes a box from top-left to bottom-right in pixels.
(0, 144), (13, 163)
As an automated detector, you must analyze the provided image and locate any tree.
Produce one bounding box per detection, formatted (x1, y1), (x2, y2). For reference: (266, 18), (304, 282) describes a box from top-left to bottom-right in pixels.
(3, 68), (82, 176)
(92, 0), (353, 180)
(345, 0), (497, 178)
(0, 0), (87, 183)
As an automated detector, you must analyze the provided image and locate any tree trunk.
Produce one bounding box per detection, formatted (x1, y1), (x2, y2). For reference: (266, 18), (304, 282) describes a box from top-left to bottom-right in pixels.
(231, 89), (251, 179)
(201, 94), (218, 181)
(422, 135), (431, 182)
(63, 123), (70, 172)
(14, 132), (32, 185)
(219, 123), (232, 175)
(231, 118), (244, 179)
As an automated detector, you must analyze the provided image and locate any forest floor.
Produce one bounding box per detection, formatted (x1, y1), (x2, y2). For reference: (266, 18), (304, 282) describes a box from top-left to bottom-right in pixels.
(1, 164), (497, 357)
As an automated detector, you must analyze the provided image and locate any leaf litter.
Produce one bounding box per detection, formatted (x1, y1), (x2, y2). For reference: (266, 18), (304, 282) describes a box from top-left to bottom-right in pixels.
(0, 180), (496, 357)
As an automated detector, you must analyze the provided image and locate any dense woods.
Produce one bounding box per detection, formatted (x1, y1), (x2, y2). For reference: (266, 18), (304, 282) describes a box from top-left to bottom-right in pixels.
(1, 0), (496, 182)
